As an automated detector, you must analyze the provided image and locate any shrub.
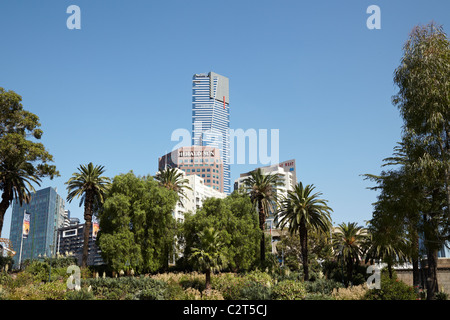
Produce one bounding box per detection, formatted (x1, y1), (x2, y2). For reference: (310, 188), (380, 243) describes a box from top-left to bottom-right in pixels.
(364, 275), (417, 300)
(84, 276), (169, 300)
(179, 273), (206, 292)
(436, 289), (448, 300)
(244, 270), (274, 288)
(304, 293), (335, 300)
(211, 273), (248, 300)
(332, 284), (368, 300)
(240, 281), (271, 300)
(66, 288), (95, 300)
(271, 280), (307, 300)
(305, 278), (344, 295)
(201, 289), (224, 300)
(183, 287), (202, 300)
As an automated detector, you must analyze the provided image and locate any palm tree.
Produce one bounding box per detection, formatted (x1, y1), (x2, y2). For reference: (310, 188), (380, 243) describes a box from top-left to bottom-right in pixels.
(154, 167), (192, 204)
(277, 182), (332, 280)
(242, 168), (284, 264)
(0, 159), (41, 236)
(66, 162), (110, 268)
(332, 222), (368, 286)
(365, 212), (410, 279)
(189, 227), (226, 291)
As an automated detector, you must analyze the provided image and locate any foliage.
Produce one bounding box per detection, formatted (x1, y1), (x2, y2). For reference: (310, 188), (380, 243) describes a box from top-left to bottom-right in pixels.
(332, 284), (368, 300)
(154, 167), (192, 200)
(240, 281), (272, 300)
(242, 168), (284, 263)
(181, 193), (260, 272)
(332, 222), (369, 286)
(277, 182), (333, 281)
(271, 280), (307, 300)
(363, 272), (418, 300)
(97, 171), (178, 273)
(211, 272), (249, 300)
(0, 87), (59, 236)
(304, 278), (344, 295)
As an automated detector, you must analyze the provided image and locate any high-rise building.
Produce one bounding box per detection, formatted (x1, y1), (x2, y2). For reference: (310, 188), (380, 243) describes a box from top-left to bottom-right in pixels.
(9, 187), (66, 268)
(234, 159), (297, 226)
(158, 145), (224, 192)
(192, 72), (231, 194)
(57, 222), (104, 266)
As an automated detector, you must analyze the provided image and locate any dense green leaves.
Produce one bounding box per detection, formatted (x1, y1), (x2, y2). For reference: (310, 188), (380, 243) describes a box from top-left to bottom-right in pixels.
(181, 192), (261, 272)
(0, 88), (59, 236)
(97, 172), (178, 273)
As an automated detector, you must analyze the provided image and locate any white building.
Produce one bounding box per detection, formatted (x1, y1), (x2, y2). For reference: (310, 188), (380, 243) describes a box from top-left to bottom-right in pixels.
(172, 169), (227, 223)
(234, 159), (297, 228)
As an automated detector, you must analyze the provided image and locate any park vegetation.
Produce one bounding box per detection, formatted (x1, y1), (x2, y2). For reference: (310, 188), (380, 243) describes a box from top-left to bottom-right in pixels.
(0, 22), (449, 300)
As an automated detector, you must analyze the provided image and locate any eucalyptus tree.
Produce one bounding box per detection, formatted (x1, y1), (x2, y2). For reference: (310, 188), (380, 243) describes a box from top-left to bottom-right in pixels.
(0, 88), (59, 236)
(242, 168), (284, 264)
(66, 163), (111, 267)
(277, 182), (333, 281)
(391, 22), (450, 299)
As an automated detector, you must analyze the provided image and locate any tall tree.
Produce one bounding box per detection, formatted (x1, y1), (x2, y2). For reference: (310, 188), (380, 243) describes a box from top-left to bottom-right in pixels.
(97, 172), (178, 273)
(277, 182), (332, 281)
(332, 222), (368, 286)
(181, 192), (260, 272)
(392, 22), (450, 299)
(0, 88), (59, 236)
(66, 162), (111, 268)
(242, 168), (284, 264)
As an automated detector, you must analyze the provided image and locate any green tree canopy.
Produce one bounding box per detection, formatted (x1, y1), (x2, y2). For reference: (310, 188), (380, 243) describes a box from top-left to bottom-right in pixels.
(97, 171), (178, 273)
(181, 192), (261, 272)
(0, 88), (59, 236)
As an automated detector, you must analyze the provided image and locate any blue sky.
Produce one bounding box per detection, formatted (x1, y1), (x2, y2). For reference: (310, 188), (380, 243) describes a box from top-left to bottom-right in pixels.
(1, 0), (449, 238)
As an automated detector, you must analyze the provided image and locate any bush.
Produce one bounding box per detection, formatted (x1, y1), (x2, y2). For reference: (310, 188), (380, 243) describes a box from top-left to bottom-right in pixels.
(84, 276), (169, 300)
(201, 289), (224, 300)
(65, 288), (95, 300)
(211, 273), (248, 300)
(271, 280), (307, 300)
(240, 281), (272, 300)
(364, 275), (417, 300)
(305, 278), (344, 295)
(304, 293), (335, 300)
(332, 284), (368, 300)
(244, 270), (274, 288)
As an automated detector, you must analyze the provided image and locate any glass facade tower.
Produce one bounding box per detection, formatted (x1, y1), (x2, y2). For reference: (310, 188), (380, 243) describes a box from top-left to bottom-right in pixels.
(9, 187), (66, 267)
(192, 72), (231, 193)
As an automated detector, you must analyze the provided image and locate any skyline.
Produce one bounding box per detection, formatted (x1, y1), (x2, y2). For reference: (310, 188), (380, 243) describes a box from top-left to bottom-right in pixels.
(1, 0), (450, 239)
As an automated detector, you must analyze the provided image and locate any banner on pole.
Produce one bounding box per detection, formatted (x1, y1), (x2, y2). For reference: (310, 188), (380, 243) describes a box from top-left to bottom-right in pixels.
(22, 212), (31, 238)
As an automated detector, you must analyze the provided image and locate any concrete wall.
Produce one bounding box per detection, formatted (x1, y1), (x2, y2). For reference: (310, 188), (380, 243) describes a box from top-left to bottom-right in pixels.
(396, 258), (450, 294)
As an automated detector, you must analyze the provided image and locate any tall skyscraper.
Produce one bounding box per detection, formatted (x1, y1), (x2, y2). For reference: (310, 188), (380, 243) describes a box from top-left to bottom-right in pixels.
(192, 72), (231, 193)
(9, 187), (66, 267)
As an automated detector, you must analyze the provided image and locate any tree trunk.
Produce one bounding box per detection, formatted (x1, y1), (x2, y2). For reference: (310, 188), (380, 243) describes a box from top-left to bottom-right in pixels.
(258, 200), (266, 264)
(426, 248), (439, 300)
(0, 189), (12, 237)
(299, 219), (309, 281)
(205, 268), (211, 291)
(412, 232), (421, 287)
(82, 192), (94, 268)
(387, 262), (393, 279)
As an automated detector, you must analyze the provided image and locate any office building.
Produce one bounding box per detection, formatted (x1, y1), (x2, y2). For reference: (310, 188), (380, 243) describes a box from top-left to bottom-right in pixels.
(234, 159), (297, 226)
(9, 187), (66, 268)
(192, 72), (231, 194)
(158, 146), (224, 192)
(57, 222), (104, 266)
